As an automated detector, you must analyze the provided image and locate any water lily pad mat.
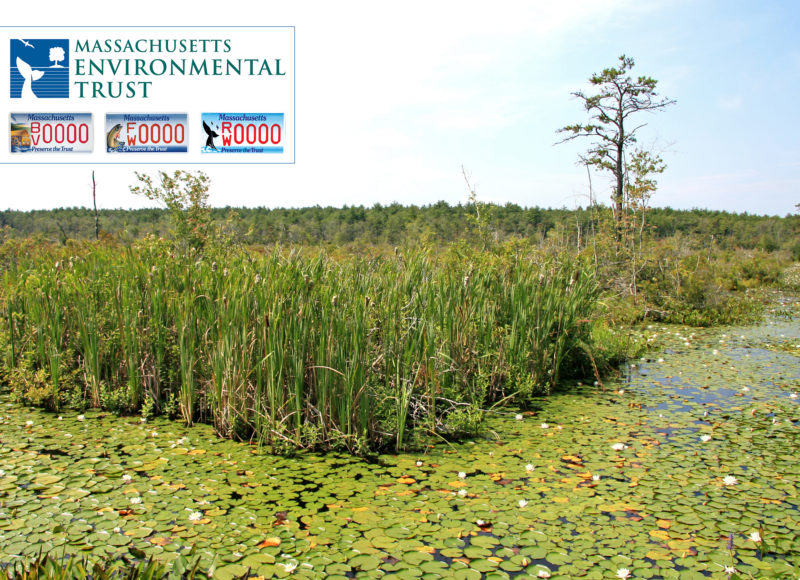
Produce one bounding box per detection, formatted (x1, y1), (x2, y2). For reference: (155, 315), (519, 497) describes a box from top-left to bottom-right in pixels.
(0, 316), (798, 578)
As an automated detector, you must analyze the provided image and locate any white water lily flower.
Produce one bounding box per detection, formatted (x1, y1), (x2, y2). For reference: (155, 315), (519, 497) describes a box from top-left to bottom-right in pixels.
(415, 460), (423, 467)
(457, 489), (467, 497)
(130, 497), (142, 504)
(748, 531), (762, 542)
(525, 463), (534, 472)
(280, 561), (298, 573)
(611, 443), (627, 451)
(617, 389), (625, 395)
(616, 568), (631, 579)
(700, 435), (712, 442)
(518, 499), (528, 508)
(77, 415), (85, 421)
(592, 474), (600, 481)
(113, 527), (121, 533)
(723, 565), (736, 574)
(122, 474), (132, 482)
(722, 475), (738, 486)
(790, 393), (798, 399)
(515, 414), (523, 421)
(741, 386), (750, 392)
(25, 420), (33, 426)
(540, 423), (549, 429)
(458, 471), (466, 479)
(189, 511), (203, 521)
(537, 570), (551, 578)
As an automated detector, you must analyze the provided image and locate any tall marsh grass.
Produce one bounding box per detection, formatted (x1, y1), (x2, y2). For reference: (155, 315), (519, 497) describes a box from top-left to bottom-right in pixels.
(0, 239), (598, 453)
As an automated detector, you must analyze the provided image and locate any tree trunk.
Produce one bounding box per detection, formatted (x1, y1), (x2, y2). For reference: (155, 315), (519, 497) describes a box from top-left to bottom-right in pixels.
(614, 142), (624, 242)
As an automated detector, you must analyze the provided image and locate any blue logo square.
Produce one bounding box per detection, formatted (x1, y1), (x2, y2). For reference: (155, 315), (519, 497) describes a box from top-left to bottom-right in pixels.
(10, 39), (69, 99)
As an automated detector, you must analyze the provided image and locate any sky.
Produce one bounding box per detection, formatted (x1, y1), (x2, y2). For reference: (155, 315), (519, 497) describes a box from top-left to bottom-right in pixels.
(2, 0), (799, 216)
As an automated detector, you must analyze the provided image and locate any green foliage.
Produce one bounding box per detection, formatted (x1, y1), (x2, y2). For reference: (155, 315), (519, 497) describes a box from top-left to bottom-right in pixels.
(0, 239), (599, 454)
(1, 552), (209, 580)
(1, 203), (798, 254)
(557, 55), (675, 231)
(631, 241), (771, 326)
(790, 241), (800, 262)
(589, 321), (648, 374)
(129, 170), (214, 253)
(0, 191), (795, 455)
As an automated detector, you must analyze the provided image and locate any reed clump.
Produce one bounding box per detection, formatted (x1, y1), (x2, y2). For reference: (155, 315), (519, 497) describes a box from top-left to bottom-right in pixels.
(0, 238), (598, 453)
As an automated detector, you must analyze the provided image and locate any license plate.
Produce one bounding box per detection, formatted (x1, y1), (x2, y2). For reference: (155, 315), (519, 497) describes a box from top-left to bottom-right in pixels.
(105, 113), (188, 153)
(201, 113), (284, 154)
(10, 113), (93, 153)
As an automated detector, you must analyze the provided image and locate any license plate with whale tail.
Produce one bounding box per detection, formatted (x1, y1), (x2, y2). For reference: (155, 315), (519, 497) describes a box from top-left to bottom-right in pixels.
(201, 113), (284, 154)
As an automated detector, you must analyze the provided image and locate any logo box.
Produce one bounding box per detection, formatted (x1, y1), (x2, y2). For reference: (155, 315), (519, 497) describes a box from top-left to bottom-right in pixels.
(3, 27), (295, 164)
(10, 38), (70, 99)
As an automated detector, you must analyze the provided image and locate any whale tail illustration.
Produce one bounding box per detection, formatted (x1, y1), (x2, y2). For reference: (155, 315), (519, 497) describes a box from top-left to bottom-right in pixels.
(16, 57), (44, 98)
(203, 120), (219, 150)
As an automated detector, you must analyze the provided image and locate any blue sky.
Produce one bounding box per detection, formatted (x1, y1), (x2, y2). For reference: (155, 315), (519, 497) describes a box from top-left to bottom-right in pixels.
(3, 0), (798, 215)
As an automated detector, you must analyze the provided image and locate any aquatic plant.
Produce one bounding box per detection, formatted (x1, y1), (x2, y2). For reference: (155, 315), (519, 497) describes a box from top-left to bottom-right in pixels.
(0, 551), (207, 580)
(0, 240), (599, 453)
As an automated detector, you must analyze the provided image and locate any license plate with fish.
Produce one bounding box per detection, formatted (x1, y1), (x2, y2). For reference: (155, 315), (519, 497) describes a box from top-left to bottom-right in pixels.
(105, 113), (188, 153)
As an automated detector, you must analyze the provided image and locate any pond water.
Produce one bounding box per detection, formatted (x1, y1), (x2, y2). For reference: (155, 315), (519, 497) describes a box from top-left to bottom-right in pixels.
(1, 310), (798, 579)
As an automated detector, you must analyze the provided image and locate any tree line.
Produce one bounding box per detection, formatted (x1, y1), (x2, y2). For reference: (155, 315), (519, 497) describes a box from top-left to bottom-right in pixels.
(1, 202), (798, 254)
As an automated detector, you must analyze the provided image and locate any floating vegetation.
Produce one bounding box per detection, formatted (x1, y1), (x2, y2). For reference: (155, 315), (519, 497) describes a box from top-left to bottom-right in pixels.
(1, 312), (798, 578)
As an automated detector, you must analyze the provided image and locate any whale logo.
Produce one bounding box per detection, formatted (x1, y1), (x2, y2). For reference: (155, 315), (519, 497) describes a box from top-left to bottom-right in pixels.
(16, 57), (44, 99)
(203, 120), (219, 150)
(10, 39), (69, 98)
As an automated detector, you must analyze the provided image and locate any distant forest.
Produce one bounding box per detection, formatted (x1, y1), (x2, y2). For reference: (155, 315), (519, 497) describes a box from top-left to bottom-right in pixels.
(1, 203), (798, 252)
